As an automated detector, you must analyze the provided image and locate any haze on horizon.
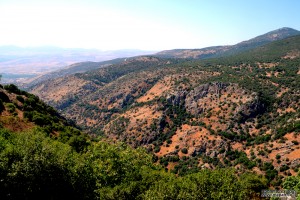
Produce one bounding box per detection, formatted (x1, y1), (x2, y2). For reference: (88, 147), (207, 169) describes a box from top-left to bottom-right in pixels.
(0, 0), (299, 51)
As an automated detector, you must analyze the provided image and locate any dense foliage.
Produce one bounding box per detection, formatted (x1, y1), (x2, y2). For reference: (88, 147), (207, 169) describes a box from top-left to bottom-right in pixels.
(283, 173), (300, 199)
(0, 127), (267, 199)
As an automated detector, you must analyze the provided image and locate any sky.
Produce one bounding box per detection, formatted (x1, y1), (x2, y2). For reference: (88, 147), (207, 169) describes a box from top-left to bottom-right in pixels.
(0, 0), (299, 51)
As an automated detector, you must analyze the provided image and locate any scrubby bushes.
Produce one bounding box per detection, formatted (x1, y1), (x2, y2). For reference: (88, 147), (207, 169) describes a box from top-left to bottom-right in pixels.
(0, 128), (267, 199)
(5, 103), (16, 113)
(4, 84), (21, 94)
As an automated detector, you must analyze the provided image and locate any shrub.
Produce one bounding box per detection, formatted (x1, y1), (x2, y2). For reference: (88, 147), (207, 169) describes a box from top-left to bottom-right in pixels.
(279, 165), (290, 172)
(181, 148), (188, 154)
(16, 95), (24, 103)
(292, 140), (299, 145)
(154, 146), (160, 153)
(6, 103), (16, 113)
(4, 84), (21, 94)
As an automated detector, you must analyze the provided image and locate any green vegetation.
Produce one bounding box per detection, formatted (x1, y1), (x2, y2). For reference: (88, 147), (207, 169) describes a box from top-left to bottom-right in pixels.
(0, 127), (268, 199)
(282, 173), (300, 199)
(76, 56), (178, 84)
(6, 102), (16, 113)
(156, 28), (300, 60)
(181, 147), (188, 154)
(0, 84), (269, 199)
(4, 84), (22, 95)
(3, 34), (300, 198)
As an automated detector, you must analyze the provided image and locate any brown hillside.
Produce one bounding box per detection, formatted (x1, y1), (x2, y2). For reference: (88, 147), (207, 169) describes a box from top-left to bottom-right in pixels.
(28, 36), (300, 183)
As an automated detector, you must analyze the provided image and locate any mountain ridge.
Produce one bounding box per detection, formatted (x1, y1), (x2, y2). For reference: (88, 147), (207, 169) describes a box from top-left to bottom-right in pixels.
(0, 47), (156, 85)
(22, 58), (126, 90)
(27, 35), (300, 186)
(21, 27), (299, 89)
(156, 27), (300, 59)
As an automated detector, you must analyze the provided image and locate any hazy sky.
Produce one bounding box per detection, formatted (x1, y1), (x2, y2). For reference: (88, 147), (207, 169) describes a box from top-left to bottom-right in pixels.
(0, 0), (299, 50)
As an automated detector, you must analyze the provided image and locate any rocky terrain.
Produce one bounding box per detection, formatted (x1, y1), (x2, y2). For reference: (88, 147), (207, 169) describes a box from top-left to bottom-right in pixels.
(27, 32), (300, 186)
(0, 83), (268, 199)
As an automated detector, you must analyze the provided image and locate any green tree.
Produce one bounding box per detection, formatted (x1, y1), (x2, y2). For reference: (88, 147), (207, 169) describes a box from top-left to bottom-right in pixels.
(0, 129), (87, 199)
(282, 173), (300, 200)
(6, 102), (16, 113)
(4, 84), (21, 94)
(143, 169), (266, 200)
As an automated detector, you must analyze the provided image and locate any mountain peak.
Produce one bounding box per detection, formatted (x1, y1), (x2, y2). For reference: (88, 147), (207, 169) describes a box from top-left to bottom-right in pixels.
(155, 27), (300, 59)
(274, 27), (298, 32)
(266, 27), (299, 36)
(242, 27), (300, 44)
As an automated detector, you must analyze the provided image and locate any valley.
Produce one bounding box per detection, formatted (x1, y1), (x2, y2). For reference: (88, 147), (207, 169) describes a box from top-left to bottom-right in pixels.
(1, 27), (300, 199)
(26, 29), (300, 186)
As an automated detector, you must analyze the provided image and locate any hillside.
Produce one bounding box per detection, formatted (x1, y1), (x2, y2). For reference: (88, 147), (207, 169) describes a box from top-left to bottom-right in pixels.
(28, 34), (300, 188)
(0, 83), (91, 151)
(0, 82), (271, 199)
(22, 58), (125, 90)
(23, 27), (299, 89)
(29, 56), (182, 111)
(156, 27), (300, 59)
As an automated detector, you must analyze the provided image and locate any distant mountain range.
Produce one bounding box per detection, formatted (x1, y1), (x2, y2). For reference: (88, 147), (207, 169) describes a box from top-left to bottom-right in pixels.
(156, 27), (300, 59)
(19, 27), (299, 89)
(22, 58), (125, 89)
(0, 46), (156, 84)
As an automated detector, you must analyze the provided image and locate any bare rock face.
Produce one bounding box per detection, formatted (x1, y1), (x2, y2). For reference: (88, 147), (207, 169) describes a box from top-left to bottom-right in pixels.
(235, 96), (266, 122)
(290, 158), (300, 169)
(192, 139), (229, 158)
(184, 82), (265, 122)
(109, 93), (123, 104)
(138, 132), (159, 146)
(192, 144), (207, 157)
(185, 82), (229, 115)
(166, 90), (187, 106)
(121, 94), (134, 108)
(163, 82), (265, 121)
